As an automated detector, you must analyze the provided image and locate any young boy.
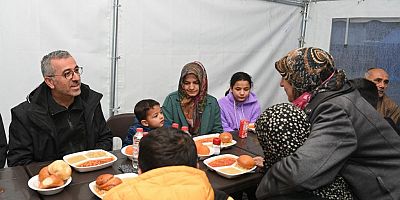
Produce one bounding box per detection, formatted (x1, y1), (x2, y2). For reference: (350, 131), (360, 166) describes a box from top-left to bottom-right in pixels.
(122, 99), (171, 147)
(105, 127), (231, 200)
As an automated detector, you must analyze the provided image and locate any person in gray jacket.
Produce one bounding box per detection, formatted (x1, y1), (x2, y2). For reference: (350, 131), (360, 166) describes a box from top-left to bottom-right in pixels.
(256, 47), (400, 200)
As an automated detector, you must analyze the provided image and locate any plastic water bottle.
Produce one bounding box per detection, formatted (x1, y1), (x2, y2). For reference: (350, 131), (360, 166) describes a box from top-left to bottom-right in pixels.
(213, 138), (221, 155)
(132, 128), (144, 172)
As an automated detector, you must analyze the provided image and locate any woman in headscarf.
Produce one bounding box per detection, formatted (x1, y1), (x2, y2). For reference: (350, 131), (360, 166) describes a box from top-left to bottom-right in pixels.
(162, 61), (223, 136)
(255, 103), (353, 200)
(255, 47), (400, 200)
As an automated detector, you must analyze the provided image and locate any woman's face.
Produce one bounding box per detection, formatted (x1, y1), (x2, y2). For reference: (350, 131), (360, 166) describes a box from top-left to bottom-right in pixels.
(231, 80), (251, 102)
(280, 78), (295, 102)
(183, 74), (200, 97)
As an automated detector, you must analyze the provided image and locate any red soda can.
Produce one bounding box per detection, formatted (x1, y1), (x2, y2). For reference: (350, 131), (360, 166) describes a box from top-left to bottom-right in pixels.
(239, 119), (249, 138)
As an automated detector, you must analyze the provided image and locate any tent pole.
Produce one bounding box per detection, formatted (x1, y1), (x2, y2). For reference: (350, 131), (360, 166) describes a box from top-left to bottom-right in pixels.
(109, 0), (120, 117)
(299, 0), (310, 47)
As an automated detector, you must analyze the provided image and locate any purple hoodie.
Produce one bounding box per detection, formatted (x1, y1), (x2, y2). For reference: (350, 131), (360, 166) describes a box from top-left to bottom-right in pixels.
(218, 91), (261, 132)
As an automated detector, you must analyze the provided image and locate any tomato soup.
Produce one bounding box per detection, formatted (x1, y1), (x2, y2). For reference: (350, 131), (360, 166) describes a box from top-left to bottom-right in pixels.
(208, 157), (236, 167)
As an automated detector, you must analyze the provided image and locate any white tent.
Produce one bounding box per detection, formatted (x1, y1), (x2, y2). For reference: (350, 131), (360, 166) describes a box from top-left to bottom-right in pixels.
(1, 0), (399, 140)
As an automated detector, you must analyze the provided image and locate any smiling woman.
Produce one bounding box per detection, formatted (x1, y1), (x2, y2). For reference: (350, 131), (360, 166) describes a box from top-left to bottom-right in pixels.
(162, 61), (223, 136)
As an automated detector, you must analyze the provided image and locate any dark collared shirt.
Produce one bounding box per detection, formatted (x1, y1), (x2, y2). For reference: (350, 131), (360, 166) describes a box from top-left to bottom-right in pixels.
(48, 93), (87, 157)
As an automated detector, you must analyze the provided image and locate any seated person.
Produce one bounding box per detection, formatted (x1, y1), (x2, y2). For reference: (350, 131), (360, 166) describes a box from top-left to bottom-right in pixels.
(122, 99), (171, 147)
(104, 127), (231, 200)
(254, 103), (353, 200)
(258, 47), (400, 199)
(218, 72), (261, 131)
(349, 78), (400, 135)
(7, 50), (112, 167)
(162, 61), (223, 136)
(0, 113), (7, 168)
(365, 67), (400, 126)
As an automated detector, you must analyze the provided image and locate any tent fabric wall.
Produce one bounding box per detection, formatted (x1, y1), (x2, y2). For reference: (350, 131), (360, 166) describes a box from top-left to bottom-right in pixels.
(305, 0), (400, 50)
(0, 0), (302, 141)
(0, 0), (112, 139)
(115, 0), (302, 115)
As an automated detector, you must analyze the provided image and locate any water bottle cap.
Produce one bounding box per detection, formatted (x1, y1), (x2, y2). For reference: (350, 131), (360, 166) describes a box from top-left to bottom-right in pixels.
(172, 123), (179, 129)
(181, 126), (188, 131)
(213, 138), (221, 145)
(136, 128), (143, 132)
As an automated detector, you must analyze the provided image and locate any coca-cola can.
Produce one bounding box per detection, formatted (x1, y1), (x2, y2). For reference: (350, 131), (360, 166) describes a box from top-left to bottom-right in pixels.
(239, 119), (249, 138)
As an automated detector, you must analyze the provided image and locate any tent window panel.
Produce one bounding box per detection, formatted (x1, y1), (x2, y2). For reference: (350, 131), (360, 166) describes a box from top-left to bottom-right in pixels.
(329, 18), (400, 105)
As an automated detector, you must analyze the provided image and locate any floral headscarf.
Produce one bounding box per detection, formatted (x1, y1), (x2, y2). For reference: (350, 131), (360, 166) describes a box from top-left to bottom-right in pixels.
(255, 103), (353, 200)
(178, 61), (208, 135)
(275, 47), (347, 106)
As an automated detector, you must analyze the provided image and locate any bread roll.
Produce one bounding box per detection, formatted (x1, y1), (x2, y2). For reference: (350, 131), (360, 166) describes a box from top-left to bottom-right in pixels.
(237, 155), (256, 170)
(38, 166), (51, 182)
(195, 142), (210, 155)
(96, 174), (122, 191)
(219, 132), (233, 143)
(96, 174), (114, 186)
(48, 160), (72, 180)
(39, 175), (64, 189)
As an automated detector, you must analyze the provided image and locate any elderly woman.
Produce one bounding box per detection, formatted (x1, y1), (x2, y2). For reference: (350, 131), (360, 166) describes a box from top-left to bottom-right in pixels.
(162, 61), (223, 136)
(255, 47), (400, 199)
(255, 103), (352, 200)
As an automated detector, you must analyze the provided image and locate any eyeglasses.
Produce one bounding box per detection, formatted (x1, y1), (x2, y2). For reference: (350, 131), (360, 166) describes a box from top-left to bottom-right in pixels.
(48, 66), (83, 80)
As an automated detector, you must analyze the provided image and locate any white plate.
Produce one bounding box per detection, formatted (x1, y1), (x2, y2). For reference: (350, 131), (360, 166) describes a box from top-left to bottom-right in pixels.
(28, 175), (72, 195)
(193, 133), (237, 148)
(89, 173), (138, 199)
(121, 145), (134, 160)
(203, 154), (256, 179)
(63, 149), (117, 172)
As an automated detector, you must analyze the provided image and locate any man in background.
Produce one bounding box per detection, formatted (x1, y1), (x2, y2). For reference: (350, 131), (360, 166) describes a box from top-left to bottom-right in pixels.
(7, 50), (112, 166)
(365, 67), (400, 126)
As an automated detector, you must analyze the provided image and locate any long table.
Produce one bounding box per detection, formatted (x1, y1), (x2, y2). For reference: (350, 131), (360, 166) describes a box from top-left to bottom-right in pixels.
(0, 166), (41, 200)
(5, 131), (265, 199)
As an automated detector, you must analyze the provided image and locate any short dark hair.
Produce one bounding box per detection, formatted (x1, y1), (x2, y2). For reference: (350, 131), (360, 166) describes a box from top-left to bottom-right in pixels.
(138, 127), (198, 173)
(134, 99), (160, 121)
(225, 72), (253, 96)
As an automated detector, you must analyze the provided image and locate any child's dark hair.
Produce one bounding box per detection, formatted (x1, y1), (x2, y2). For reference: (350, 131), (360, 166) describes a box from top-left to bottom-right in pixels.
(134, 99), (160, 121)
(138, 127), (198, 173)
(225, 72), (253, 96)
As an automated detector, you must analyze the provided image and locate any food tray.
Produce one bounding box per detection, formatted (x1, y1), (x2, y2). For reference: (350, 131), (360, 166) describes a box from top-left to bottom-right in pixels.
(88, 173), (138, 199)
(193, 133), (237, 148)
(63, 149), (117, 172)
(203, 154), (256, 179)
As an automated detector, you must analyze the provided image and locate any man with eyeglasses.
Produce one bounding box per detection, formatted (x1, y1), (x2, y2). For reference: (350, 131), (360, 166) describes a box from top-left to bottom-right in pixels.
(365, 67), (400, 126)
(7, 50), (112, 167)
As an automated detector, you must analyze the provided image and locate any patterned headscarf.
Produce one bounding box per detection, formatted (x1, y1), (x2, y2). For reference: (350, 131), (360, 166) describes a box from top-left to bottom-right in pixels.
(275, 47), (347, 100)
(178, 61), (208, 135)
(255, 103), (353, 200)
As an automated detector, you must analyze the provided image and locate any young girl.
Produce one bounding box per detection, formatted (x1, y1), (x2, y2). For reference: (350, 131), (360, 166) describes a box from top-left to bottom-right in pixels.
(218, 72), (261, 132)
(162, 61), (223, 136)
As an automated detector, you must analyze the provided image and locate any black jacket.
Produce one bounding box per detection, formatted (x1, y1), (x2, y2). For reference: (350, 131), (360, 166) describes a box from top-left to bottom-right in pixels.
(7, 82), (112, 167)
(0, 114), (7, 168)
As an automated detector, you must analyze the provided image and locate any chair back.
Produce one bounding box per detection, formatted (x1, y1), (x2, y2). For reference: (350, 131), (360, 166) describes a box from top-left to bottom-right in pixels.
(106, 113), (136, 142)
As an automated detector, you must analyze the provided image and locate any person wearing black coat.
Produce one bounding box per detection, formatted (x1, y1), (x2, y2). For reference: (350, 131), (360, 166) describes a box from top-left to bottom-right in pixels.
(0, 114), (7, 168)
(7, 50), (112, 167)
